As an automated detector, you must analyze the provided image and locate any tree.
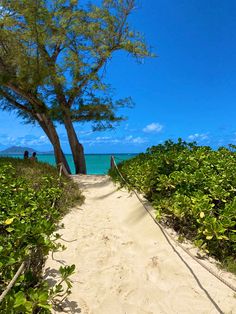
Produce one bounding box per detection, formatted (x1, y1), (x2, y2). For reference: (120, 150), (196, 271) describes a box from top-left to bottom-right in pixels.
(0, 87), (71, 174)
(0, 0), (152, 174)
(0, 29), (71, 172)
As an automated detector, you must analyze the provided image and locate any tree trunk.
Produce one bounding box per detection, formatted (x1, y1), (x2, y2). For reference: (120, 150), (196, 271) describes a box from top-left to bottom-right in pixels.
(37, 114), (71, 174)
(3, 84), (71, 174)
(63, 114), (87, 174)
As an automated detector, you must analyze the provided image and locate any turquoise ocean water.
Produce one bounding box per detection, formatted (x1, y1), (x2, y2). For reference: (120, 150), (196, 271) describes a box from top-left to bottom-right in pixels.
(1, 154), (136, 175)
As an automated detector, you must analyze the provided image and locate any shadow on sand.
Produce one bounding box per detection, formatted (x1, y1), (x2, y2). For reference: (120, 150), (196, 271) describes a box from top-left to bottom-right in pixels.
(73, 175), (110, 190)
(44, 267), (81, 314)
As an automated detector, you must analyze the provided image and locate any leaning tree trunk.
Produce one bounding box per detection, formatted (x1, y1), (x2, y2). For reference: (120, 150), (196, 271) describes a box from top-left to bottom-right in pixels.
(63, 114), (86, 174)
(3, 84), (71, 174)
(37, 114), (71, 174)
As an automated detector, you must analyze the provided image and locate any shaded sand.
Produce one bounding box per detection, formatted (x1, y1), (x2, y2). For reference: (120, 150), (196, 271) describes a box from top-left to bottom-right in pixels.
(45, 175), (236, 314)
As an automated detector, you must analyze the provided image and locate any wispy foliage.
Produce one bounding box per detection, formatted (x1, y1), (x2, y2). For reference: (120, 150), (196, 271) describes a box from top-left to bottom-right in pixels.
(0, 0), (151, 128)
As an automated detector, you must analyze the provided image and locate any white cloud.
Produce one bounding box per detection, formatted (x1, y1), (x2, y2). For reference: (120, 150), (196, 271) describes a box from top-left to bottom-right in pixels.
(95, 136), (111, 141)
(132, 137), (146, 144)
(125, 135), (147, 144)
(0, 134), (50, 147)
(79, 130), (93, 137)
(188, 133), (209, 141)
(81, 135), (147, 146)
(36, 135), (48, 144)
(81, 136), (117, 145)
(143, 122), (163, 133)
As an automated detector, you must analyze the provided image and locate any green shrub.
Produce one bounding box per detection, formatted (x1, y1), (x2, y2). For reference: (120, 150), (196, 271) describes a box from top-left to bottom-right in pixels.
(0, 158), (83, 313)
(109, 139), (236, 272)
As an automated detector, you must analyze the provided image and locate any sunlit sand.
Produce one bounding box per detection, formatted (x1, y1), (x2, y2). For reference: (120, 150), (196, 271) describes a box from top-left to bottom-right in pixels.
(45, 175), (236, 314)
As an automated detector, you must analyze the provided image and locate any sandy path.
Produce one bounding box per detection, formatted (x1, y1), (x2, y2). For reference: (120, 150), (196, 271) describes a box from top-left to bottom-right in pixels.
(45, 175), (236, 314)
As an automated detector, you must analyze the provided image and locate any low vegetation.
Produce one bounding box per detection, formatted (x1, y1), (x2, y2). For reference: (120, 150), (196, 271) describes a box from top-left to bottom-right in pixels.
(109, 139), (236, 273)
(0, 157), (84, 313)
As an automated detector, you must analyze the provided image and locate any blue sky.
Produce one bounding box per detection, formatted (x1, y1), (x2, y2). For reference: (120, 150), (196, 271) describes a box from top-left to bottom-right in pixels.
(1, 0), (236, 153)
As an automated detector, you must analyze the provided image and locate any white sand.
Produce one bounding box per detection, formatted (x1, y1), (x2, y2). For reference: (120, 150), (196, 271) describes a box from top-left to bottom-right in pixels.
(45, 175), (236, 314)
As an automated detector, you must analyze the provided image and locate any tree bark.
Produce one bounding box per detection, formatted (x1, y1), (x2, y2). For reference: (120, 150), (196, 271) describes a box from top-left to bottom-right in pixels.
(63, 114), (87, 174)
(37, 114), (71, 174)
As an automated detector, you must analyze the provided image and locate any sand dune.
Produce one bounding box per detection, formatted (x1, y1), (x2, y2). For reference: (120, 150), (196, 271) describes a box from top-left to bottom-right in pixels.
(45, 175), (236, 314)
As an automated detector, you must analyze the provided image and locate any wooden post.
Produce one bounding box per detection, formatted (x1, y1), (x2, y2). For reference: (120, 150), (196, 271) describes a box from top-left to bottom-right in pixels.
(110, 155), (115, 170)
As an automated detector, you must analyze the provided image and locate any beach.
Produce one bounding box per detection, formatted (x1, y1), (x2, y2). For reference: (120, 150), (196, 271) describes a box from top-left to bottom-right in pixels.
(45, 175), (236, 314)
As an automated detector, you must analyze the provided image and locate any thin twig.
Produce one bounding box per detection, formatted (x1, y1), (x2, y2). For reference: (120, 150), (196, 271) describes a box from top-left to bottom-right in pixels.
(0, 262), (25, 303)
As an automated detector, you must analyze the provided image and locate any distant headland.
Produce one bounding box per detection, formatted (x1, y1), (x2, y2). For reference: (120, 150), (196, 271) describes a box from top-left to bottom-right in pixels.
(0, 146), (54, 155)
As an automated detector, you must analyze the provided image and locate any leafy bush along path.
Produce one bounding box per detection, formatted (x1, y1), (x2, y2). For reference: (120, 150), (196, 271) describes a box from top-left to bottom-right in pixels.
(45, 175), (236, 314)
(110, 140), (236, 273)
(0, 158), (83, 313)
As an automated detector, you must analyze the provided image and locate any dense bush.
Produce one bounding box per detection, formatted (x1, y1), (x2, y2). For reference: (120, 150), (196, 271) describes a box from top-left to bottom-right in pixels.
(0, 158), (83, 313)
(109, 139), (236, 271)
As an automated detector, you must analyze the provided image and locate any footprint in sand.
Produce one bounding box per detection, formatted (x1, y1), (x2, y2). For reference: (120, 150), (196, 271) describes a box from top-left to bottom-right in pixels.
(121, 241), (134, 246)
(102, 234), (110, 244)
(145, 256), (162, 283)
(150, 256), (159, 267)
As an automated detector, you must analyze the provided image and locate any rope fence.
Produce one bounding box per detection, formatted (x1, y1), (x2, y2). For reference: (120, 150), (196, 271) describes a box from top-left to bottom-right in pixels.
(113, 156), (130, 162)
(1, 158), (235, 306)
(57, 162), (70, 177)
(110, 155), (236, 294)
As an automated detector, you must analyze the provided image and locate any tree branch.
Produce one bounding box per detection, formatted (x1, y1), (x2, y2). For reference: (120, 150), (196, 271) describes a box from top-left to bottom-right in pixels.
(0, 88), (33, 115)
(6, 83), (45, 111)
(67, 1), (134, 108)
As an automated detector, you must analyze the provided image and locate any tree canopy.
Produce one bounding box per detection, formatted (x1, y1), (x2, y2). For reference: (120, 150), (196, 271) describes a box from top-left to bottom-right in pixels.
(0, 0), (152, 173)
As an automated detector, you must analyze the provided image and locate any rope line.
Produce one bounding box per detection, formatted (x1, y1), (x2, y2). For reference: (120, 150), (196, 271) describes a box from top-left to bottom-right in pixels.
(111, 156), (236, 293)
(113, 156), (129, 162)
(57, 162), (70, 177)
